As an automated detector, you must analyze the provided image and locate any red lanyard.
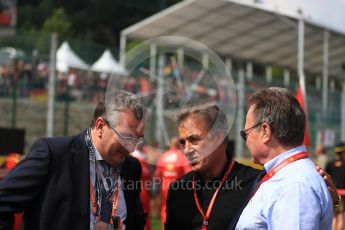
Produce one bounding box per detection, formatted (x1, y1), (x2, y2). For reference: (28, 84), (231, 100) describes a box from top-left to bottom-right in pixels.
(90, 178), (98, 217)
(89, 178), (121, 225)
(110, 186), (121, 226)
(254, 152), (309, 195)
(192, 160), (235, 230)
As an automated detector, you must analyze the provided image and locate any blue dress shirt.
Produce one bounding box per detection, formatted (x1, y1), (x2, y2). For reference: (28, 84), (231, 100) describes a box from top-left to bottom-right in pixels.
(236, 146), (333, 230)
(89, 145), (127, 230)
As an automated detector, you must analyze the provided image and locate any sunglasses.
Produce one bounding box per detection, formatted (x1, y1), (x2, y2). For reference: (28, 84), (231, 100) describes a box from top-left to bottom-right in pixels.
(240, 122), (263, 141)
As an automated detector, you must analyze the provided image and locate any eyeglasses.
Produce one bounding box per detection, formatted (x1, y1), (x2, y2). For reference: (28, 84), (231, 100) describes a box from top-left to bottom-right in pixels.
(104, 119), (145, 146)
(240, 122), (263, 141)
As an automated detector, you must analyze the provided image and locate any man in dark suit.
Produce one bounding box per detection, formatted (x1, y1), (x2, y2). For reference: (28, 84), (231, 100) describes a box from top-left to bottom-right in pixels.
(0, 90), (147, 230)
(165, 104), (261, 230)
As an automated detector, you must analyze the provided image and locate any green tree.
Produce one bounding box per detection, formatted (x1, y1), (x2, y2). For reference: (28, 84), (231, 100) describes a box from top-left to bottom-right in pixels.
(42, 7), (71, 37)
(17, 0), (182, 46)
(32, 8), (71, 53)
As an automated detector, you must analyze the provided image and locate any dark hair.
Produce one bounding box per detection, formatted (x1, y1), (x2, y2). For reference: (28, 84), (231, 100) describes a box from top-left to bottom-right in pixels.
(91, 90), (146, 127)
(248, 87), (305, 146)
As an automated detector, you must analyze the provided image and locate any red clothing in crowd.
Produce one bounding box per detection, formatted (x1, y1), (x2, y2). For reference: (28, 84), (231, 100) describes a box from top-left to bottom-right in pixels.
(154, 147), (190, 225)
(131, 150), (152, 230)
(1, 153), (22, 230)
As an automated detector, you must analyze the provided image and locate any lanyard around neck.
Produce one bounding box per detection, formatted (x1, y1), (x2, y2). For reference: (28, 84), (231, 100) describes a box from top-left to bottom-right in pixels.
(85, 128), (122, 224)
(193, 160), (235, 230)
(89, 177), (121, 223)
(254, 152), (308, 195)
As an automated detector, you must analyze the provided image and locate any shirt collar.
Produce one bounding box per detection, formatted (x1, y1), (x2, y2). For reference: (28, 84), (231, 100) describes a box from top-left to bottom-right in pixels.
(93, 144), (103, 161)
(264, 145), (307, 172)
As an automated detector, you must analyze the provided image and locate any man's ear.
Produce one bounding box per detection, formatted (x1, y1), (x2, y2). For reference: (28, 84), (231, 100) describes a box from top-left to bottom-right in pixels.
(94, 117), (106, 137)
(261, 123), (272, 144)
(215, 130), (225, 145)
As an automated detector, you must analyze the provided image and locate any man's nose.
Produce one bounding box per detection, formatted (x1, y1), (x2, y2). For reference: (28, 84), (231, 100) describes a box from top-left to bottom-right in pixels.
(183, 141), (192, 153)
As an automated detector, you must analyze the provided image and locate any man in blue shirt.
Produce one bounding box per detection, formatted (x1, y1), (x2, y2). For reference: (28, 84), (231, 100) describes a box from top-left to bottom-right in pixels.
(236, 87), (333, 229)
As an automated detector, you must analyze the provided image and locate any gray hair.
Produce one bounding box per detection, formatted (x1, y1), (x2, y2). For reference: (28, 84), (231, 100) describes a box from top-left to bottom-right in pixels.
(248, 87), (305, 147)
(177, 102), (229, 141)
(91, 90), (147, 127)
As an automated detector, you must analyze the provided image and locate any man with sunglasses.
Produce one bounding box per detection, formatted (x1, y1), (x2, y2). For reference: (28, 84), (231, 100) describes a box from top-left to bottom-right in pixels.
(236, 87), (333, 229)
(0, 90), (147, 230)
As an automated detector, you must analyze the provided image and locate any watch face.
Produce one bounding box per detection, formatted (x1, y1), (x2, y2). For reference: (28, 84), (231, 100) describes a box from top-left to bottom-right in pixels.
(106, 36), (237, 152)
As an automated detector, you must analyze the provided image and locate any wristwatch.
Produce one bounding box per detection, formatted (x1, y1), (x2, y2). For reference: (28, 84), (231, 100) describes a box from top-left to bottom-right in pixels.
(333, 194), (342, 208)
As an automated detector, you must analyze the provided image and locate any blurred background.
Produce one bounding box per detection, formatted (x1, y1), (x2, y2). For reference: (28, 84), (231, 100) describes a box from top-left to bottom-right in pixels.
(0, 0), (345, 229)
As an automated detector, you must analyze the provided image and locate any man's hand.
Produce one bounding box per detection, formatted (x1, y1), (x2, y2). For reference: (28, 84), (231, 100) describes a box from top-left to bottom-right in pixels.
(316, 165), (340, 205)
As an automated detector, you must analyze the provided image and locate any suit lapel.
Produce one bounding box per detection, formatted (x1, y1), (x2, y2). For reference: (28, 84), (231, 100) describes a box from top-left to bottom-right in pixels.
(71, 131), (90, 230)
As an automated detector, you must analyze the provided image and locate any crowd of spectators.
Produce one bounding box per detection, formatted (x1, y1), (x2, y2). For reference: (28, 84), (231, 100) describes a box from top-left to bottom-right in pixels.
(0, 60), (223, 108)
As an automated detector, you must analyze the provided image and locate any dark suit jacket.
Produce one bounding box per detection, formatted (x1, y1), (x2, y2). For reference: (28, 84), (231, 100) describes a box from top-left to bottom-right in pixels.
(165, 161), (261, 230)
(0, 131), (146, 230)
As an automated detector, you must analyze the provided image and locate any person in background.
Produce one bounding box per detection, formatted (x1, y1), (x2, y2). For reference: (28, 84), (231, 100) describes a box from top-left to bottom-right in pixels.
(0, 152), (22, 230)
(131, 144), (152, 230)
(154, 136), (190, 227)
(0, 153), (21, 170)
(316, 143), (328, 169)
(145, 141), (162, 220)
(0, 90), (147, 230)
(326, 142), (345, 230)
(316, 131), (328, 169)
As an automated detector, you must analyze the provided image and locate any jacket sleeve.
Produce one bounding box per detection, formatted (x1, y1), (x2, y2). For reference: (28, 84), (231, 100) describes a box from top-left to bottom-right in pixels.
(0, 139), (50, 229)
(164, 183), (176, 230)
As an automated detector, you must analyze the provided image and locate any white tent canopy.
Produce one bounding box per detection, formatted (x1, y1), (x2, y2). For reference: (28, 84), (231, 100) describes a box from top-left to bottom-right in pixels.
(91, 49), (127, 75)
(56, 41), (89, 72)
